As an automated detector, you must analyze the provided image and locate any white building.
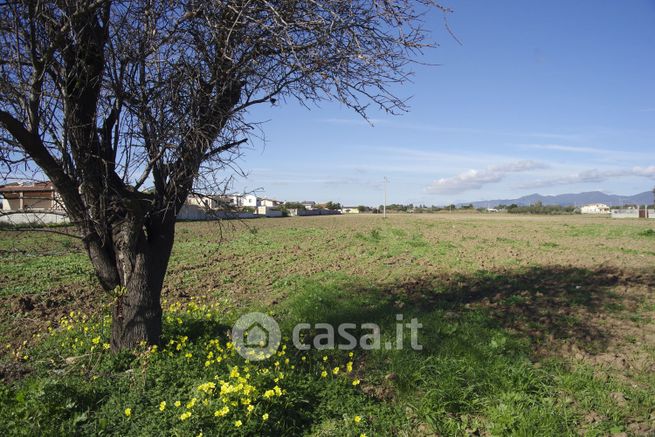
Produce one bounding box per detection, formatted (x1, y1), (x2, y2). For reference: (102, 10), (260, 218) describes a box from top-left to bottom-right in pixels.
(341, 207), (360, 214)
(227, 194), (259, 208)
(580, 203), (610, 214)
(260, 198), (282, 207)
(241, 194), (259, 207)
(185, 194), (223, 209)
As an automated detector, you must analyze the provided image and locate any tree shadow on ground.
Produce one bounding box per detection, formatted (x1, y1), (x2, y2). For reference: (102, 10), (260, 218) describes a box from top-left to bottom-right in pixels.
(283, 265), (654, 358)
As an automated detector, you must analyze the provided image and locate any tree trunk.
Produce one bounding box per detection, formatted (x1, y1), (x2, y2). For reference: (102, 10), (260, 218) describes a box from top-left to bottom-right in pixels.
(105, 214), (176, 351)
(109, 251), (166, 350)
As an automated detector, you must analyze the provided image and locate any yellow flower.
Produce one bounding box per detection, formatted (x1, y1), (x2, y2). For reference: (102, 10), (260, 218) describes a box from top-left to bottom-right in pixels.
(346, 362), (353, 373)
(174, 400), (181, 408)
(124, 408), (132, 417)
(102, 343), (110, 350)
(262, 413), (269, 421)
(322, 356), (328, 361)
(234, 420), (243, 428)
(92, 337), (101, 345)
(197, 382), (216, 393)
(354, 415), (362, 424)
(321, 370), (328, 378)
(360, 434), (367, 437)
(349, 352), (354, 358)
(180, 411), (191, 421)
(332, 367), (340, 375)
(263, 389), (275, 398)
(159, 401), (166, 411)
(352, 379), (360, 386)
(247, 405), (254, 413)
(214, 406), (230, 417)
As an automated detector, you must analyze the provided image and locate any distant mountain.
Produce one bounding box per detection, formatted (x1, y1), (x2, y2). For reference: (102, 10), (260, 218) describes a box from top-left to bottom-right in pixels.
(463, 191), (654, 208)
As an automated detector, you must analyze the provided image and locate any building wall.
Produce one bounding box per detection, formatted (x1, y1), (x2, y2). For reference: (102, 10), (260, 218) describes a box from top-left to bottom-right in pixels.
(611, 209), (639, 219)
(242, 194), (259, 207)
(581, 204), (610, 214)
(177, 204), (258, 220)
(256, 206), (283, 217)
(0, 211), (69, 225)
(0, 191), (57, 210)
(3, 198), (19, 211)
(260, 199), (271, 207)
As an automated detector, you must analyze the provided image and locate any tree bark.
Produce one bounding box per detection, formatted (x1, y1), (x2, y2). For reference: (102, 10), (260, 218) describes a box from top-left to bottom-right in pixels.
(104, 212), (176, 351)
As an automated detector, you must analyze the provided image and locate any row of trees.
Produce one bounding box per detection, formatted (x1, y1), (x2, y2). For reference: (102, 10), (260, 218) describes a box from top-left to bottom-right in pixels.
(498, 203), (577, 215)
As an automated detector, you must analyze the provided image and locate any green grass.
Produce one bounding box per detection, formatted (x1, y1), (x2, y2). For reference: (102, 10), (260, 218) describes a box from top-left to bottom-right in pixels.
(1, 215), (654, 436)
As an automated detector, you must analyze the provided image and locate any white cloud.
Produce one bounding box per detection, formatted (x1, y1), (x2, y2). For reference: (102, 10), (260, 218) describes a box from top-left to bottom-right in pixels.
(522, 144), (614, 154)
(520, 165), (655, 189)
(635, 166), (655, 177)
(425, 160), (546, 194)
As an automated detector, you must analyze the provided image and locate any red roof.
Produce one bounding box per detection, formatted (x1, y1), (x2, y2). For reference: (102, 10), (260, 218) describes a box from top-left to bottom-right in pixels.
(0, 181), (55, 193)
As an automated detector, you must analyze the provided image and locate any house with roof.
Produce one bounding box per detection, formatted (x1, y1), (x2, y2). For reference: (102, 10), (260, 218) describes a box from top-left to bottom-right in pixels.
(580, 203), (610, 214)
(0, 181), (64, 212)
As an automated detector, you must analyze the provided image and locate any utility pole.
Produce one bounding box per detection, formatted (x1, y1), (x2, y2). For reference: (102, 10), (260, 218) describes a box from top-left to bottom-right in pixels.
(383, 176), (389, 219)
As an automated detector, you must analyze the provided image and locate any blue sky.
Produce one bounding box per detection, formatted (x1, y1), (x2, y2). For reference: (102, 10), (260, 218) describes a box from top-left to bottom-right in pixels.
(233, 1), (655, 206)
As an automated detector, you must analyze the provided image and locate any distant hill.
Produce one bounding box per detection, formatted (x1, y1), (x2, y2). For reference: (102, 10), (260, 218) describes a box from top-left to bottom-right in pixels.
(463, 191), (654, 208)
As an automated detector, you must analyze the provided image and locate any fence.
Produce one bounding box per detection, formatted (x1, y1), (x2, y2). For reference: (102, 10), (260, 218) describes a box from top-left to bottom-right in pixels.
(611, 208), (654, 219)
(0, 210), (70, 225)
(287, 208), (341, 217)
(177, 205), (258, 221)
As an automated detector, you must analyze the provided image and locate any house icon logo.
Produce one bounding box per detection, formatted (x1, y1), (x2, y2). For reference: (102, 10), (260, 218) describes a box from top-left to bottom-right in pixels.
(232, 312), (281, 361)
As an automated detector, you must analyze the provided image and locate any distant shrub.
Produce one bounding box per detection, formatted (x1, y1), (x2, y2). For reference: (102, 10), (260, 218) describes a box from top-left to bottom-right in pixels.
(639, 229), (655, 237)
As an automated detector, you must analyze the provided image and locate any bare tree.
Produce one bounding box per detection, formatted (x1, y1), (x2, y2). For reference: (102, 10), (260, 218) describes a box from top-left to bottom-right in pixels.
(0, 0), (449, 350)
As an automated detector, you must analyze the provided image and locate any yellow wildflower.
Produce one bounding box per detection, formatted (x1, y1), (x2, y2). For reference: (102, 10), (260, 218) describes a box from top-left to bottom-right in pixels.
(354, 415), (362, 423)
(321, 370), (328, 378)
(174, 400), (182, 407)
(180, 411), (191, 421)
(262, 413), (269, 421)
(234, 420), (242, 428)
(332, 367), (340, 375)
(352, 379), (360, 386)
(124, 408), (132, 417)
(159, 401), (166, 411)
(214, 406), (230, 417)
